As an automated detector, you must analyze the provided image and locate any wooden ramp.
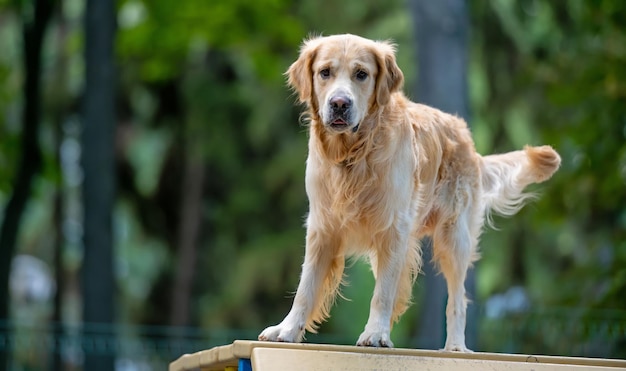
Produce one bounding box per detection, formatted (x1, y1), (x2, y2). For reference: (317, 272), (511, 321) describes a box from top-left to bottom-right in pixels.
(170, 340), (626, 371)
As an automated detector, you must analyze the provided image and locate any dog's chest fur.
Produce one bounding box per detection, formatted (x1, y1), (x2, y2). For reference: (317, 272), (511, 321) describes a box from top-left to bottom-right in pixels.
(309, 120), (415, 234)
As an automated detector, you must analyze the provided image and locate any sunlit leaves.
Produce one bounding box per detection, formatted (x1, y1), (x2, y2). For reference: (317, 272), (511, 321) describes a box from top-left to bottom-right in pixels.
(477, 1), (626, 310)
(116, 0), (303, 81)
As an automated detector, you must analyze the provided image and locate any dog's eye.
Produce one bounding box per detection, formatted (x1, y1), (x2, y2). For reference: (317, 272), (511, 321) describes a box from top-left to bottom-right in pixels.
(355, 70), (368, 81)
(320, 68), (331, 79)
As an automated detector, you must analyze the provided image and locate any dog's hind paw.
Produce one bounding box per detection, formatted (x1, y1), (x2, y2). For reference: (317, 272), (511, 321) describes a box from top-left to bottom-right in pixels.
(440, 344), (473, 353)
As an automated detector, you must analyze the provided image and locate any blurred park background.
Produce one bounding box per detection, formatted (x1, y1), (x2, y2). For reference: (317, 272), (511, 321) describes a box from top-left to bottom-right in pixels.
(1, 0), (625, 369)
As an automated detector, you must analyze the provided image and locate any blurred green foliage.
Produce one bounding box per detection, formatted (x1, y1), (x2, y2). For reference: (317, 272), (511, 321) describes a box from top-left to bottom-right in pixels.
(0, 0), (624, 362)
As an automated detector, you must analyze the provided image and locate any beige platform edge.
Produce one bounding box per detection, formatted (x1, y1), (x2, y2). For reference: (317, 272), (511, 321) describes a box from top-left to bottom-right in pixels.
(170, 340), (626, 371)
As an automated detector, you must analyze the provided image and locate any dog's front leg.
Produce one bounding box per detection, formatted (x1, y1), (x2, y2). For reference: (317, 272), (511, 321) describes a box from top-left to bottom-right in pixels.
(257, 262), (316, 343)
(357, 231), (408, 348)
(259, 228), (342, 343)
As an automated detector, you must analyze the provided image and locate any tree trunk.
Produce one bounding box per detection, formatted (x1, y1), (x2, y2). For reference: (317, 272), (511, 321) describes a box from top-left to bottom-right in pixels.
(81, 0), (116, 369)
(409, 0), (477, 350)
(51, 5), (71, 370)
(170, 157), (205, 327)
(0, 0), (54, 367)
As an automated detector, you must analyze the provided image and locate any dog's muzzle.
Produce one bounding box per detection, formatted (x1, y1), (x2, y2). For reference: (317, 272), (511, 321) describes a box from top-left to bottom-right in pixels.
(327, 94), (358, 132)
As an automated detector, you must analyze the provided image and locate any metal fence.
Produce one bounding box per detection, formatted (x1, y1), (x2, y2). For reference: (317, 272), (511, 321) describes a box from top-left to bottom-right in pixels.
(0, 321), (259, 370)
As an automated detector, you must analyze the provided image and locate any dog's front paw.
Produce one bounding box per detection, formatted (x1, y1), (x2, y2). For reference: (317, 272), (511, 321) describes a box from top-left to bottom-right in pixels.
(258, 323), (304, 343)
(356, 330), (394, 348)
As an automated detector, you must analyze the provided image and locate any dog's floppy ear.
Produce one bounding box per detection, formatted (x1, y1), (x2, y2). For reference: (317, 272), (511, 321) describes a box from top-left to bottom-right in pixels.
(286, 37), (321, 104)
(373, 41), (404, 107)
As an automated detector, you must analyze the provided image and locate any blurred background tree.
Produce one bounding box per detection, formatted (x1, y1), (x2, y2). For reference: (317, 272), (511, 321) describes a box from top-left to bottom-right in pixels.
(0, 0), (624, 369)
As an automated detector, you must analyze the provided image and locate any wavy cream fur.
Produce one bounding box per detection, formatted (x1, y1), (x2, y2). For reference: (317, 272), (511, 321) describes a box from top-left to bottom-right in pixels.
(259, 34), (560, 351)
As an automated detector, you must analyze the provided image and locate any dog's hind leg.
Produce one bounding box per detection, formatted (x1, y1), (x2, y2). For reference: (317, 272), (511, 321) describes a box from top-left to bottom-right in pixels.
(432, 206), (481, 352)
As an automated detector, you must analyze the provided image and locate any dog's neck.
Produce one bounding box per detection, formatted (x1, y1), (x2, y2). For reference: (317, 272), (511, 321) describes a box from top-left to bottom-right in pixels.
(311, 116), (379, 167)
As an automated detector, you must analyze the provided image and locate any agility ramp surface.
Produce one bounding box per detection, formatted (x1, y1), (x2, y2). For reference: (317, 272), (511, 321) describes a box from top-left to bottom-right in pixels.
(170, 340), (626, 371)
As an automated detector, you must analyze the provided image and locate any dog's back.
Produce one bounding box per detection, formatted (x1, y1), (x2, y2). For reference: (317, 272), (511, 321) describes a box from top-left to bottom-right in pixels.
(404, 100), (560, 232)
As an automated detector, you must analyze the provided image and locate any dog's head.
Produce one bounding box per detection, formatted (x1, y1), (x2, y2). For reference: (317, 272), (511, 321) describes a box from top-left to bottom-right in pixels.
(287, 34), (404, 133)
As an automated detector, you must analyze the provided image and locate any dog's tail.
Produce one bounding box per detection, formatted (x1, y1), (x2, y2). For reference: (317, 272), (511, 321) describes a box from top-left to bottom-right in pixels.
(480, 145), (560, 225)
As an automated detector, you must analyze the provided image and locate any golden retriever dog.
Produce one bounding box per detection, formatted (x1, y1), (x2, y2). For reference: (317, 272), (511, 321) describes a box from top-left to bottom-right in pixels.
(259, 34), (560, 352)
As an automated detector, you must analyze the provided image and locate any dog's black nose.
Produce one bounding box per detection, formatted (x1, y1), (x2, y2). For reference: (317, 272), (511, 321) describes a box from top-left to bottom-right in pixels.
(330, 95), (352, 112)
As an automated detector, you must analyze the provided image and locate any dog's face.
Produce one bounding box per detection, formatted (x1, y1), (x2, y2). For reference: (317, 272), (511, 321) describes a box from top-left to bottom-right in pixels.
(287, 34), (404, 133)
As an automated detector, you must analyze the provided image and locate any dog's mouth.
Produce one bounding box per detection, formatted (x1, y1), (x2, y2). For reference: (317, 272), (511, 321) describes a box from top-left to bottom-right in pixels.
(329, 118), (349, 129)
(328, 118), (360, 133)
